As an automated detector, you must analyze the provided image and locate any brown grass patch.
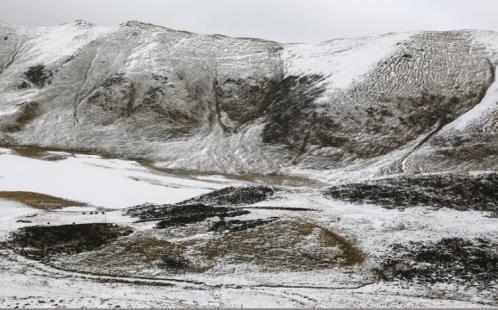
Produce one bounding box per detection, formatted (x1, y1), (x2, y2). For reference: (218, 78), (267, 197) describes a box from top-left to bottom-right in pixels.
(195, 219), (364, 271)
(12, 146), (69, 161)
(139, 159), (325, 187)
(50, 236), (200, 275)
(0, 191), (86, 210)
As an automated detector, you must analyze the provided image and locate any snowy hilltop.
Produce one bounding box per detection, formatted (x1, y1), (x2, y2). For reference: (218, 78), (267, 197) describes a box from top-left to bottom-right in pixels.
(0, 21), (497, 182)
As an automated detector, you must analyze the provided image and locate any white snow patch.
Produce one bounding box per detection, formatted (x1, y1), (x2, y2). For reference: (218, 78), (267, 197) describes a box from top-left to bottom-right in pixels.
(283, 32), (415, 91)
(0, 151), (226, 209)
(18, 22), (114, 65)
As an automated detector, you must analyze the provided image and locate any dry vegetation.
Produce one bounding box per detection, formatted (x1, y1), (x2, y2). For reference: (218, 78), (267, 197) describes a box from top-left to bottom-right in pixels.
(194, 219), (364, 271)
(0, 191), (86, 210)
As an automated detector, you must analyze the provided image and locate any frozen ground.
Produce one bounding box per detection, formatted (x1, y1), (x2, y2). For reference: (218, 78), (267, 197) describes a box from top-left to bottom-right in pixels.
(0, 148), (497, 307)
(1, 22), (498, 307)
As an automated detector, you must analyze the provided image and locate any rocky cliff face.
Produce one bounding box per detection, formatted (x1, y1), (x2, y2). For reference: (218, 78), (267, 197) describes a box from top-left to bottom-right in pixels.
(1, 21), (497, 179)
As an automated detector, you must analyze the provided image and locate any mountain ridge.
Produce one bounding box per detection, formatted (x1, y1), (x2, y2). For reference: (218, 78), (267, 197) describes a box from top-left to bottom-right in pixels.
(1, 22), (497, 182)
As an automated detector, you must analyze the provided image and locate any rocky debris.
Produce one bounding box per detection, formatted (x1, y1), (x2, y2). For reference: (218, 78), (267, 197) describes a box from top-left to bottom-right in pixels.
(209, 217), (279, 233)
(180, 186), (275, 206)
(9, 223), (133, 260)
(323, 172), (498, 215)
(374, 238), (498, 286)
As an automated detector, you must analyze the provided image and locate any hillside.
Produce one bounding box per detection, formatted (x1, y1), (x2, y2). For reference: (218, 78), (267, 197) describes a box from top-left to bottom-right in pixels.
(1, 21), (497, 181)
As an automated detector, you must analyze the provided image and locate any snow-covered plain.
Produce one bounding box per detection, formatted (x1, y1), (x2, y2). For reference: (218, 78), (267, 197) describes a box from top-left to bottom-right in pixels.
(0, 147), (497, 307)
(0, 148), (230, 209)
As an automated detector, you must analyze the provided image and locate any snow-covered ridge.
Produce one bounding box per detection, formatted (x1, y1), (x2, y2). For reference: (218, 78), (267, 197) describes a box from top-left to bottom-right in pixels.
(0, 22), (497, 179)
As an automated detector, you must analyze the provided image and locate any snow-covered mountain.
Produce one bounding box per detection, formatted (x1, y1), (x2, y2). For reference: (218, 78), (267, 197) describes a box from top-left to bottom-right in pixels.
(1, 21), (497, 181)
(2, 21), (498, 307)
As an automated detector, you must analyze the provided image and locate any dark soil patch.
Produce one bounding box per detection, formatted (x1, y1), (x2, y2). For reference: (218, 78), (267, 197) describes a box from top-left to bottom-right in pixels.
(125, 203), (249, 229)
(180, 186), (275, 206)
(23, 65), (53, 87)
(209, 217), (279, 233)
(323, 173), (498, 215)
(10, 223), (133, 260)
(374, 238), (498, 286)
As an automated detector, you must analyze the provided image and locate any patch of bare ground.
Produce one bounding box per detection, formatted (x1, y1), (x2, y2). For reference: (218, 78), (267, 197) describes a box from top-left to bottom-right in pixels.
(193, 219), (364, 271)
(9, 223), (133, 260)
(138, 160), (325, 187)
(323, 172), (498, 215)
(52, 235), (201, 275)
(0, 191), (86, 210)
(31, 219), (365, 277)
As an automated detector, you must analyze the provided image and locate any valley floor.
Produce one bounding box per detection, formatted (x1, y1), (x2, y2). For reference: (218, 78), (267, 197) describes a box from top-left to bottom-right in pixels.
(0, 147), (497, 308)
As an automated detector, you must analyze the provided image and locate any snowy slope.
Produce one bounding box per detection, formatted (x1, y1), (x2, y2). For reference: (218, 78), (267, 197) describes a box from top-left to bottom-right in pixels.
(0, 22), (497, 180)
(0, 148), (230, 208)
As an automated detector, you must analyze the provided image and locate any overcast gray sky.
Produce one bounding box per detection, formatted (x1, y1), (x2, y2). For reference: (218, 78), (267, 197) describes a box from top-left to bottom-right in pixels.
(1, 0), (497, 42)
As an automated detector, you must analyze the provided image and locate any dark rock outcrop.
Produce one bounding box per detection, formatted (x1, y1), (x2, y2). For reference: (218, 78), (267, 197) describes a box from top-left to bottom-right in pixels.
(375, 238), (498, 286)
(323, 172), (498, 215)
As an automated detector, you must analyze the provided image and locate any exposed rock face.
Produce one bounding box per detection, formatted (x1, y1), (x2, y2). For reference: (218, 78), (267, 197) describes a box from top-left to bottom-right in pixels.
(0, 21), (497, 177)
